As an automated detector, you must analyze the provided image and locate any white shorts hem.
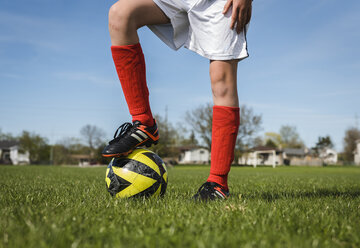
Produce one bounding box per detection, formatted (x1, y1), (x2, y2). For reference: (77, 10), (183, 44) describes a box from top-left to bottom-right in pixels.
(149, 0), (250, 61)
(147, 25), (181, 51)
(184, 45), (249, 61)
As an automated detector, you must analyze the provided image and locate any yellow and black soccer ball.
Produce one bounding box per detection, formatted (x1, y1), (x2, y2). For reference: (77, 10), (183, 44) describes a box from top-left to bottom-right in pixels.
(105, 148), (168, 198)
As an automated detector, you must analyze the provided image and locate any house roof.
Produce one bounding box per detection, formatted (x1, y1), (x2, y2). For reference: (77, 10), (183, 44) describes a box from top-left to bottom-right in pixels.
(176, 145), (208, 152)
(251, 146), (280, 152)
(71, 154), (92, 159)
(0, 140), (19, 149)
(283, 148), (307, 156)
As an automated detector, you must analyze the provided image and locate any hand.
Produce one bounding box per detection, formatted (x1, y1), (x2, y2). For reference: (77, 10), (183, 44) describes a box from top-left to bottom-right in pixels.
(223, 0), (252, 34)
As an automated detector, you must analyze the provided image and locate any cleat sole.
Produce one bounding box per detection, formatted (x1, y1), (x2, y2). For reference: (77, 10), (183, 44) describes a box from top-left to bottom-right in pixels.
(102, 149), (133, 158)
(144, 139), (158, 148)
(102, 139), (159, 157)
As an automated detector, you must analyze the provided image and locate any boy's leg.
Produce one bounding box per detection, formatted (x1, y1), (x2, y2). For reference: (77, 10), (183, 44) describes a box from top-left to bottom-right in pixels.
(103, 0), (170, 157)
(209, 60), (239, 107)
(208, 60), (240, 190)
(194, 60), (240, 200)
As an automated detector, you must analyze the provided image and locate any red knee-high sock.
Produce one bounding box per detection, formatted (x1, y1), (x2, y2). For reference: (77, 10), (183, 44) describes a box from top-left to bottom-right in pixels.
(207, 106), (240, 191)
(111, 43), (154, 127)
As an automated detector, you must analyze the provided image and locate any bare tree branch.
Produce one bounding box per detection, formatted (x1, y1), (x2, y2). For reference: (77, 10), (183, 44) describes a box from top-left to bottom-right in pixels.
(80, 125), (105, 150)
(185, 103), (213, 150)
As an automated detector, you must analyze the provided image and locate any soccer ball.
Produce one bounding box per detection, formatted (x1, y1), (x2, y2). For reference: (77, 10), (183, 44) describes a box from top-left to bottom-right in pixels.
(105, 148), (168, 198)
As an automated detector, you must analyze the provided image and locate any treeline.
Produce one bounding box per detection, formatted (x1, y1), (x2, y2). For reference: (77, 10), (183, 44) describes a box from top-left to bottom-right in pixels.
(0, 116), (201, 165)
(1, 103), (360, 165)
(0, 128), (107, 165)
(0, 103), (263, 165)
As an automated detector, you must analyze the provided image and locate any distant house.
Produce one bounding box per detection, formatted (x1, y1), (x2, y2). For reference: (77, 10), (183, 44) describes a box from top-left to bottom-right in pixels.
(239, 146), (331, 167)
(354, 140), (360, 166)
(238, 146), (282, 168)
(283, 148), (307, 161)
(178, 146), (210, 164)
(0, 140), (30, 165)
(71, 154), (93, 166)
(282, 147), (325, 166)
(319, 148), (338, 165)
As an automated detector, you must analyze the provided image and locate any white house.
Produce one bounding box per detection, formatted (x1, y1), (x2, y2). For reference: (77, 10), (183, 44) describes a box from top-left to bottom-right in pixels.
(178, 147), (210, 164)
(239, 146), (328, 167)
(319, 148), (338, 164)
(354, 140), (360, 165)
(238, 146), (283, 168)
(0, 140), (30, 165)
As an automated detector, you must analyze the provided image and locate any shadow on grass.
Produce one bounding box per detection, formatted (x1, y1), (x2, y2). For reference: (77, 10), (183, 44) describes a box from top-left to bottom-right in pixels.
(236, 188), (360, 202)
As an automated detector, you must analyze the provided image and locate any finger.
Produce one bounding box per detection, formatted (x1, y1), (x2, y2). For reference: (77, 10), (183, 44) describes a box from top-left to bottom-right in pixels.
(236, 8), (246, 34)
(246, 5), (252, 24)
(230, 6), (239, 30)
(223, 0), (232, 14)
(241, 9), (249, 31)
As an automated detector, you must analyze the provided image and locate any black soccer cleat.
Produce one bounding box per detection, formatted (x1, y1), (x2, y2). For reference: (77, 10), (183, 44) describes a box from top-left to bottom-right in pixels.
(102, 120), (159, 157)
(193, 182), (229, 201)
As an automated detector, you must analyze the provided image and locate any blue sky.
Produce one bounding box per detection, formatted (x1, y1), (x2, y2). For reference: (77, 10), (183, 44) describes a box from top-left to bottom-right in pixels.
(0, 0), (359, 151)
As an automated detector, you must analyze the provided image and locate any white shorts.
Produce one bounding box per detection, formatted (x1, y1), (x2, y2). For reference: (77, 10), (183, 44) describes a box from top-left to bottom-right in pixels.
(148, 0), (249, 60)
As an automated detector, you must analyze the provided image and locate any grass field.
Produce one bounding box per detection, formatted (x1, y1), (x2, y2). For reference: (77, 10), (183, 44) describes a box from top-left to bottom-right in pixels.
(1, 165), (360, 248)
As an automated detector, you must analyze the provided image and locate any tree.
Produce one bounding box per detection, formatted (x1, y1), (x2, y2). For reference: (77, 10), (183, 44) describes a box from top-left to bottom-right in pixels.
(52, 137), (90, 165)
(18, 131), (50, 164)
(343, 127), (360, 162)
(52, 144), (74, 165)
(186, 103), (262, 155)
(279, 125), (304, 148)
(253, 136), (264, 147)
(264, 138), (278, 148)
(0, 128), (15, 141)
(235, 105), (263, 163)
(95, 142), (109, 165)
(264, 132), (282, 148)
(182, 130), (198, 146)
(174, 123), (199, 146)
(80, 125), (105, 158)
(185, 103), (213, 150)
(312, 135), (334, 155)
(58, 136), (89, 154)
(237, 106), (262, 146)
(151, 114), (179, 157)
(262, 126), (304, 149)
(80, 125), (105, 150)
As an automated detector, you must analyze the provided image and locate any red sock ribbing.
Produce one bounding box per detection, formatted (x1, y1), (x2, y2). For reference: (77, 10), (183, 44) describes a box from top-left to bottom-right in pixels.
(111, 43), (154, 127)
(207, 106), (240, 191)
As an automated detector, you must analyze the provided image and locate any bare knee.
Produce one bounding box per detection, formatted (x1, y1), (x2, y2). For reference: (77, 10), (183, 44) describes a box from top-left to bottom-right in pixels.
(109, 1), (137, 34)
(210, 60), (239, 107)
(211, 70), (229, 99)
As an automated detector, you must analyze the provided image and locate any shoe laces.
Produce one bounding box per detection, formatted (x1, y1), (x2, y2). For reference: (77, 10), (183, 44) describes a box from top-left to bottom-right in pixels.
(110, 122), (133, 144)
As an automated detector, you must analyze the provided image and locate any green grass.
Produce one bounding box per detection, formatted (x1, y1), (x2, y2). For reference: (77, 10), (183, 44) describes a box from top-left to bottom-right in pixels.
(1, 165), (360, 248)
